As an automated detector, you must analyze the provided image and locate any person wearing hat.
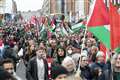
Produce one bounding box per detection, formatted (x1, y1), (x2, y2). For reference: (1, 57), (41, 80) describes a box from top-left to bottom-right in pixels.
(51, 64), (68, 80)
(90, 51), (111, 80)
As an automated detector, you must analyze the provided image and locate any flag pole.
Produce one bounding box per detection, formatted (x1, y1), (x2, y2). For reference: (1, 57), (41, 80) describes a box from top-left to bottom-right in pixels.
(109, 1), (113, 80)
(75, 0), (96, 75)
(81, 0), (96, 52)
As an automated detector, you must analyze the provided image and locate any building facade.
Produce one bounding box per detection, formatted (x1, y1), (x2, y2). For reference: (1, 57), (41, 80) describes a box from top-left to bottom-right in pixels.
(56, 0), (62, 13)
(42, 0), (117, 22)
(50, 0), (57, 14)
(0, 0), (5, 23)
(42, 0), (62, 15)
(0, 0), (18, 22)
(42, 0), (85, 19)
(12, 0), (17, 14)
(21, 10), (41, 21)
(0, 0), (5, 14)
(75, 0), (85, 21)
(41, 0), (50, 16)
(0, 0), (17, 14)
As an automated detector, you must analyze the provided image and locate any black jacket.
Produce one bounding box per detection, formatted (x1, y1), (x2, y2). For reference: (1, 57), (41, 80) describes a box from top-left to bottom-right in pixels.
(90, 62), (110, 80)
(26, 57), (49, 80)
(3, 47), (19, 63)
(80, 66), (93, 80)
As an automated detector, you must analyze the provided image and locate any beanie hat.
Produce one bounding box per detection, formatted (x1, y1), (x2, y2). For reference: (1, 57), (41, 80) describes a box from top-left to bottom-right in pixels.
(51, 64), (68, 79)
(96, 51), (105, 58)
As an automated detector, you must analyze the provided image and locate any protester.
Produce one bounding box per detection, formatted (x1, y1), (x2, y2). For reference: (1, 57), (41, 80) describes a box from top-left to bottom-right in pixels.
(111, 53), (120, 80)
(0, 10), (119, 80)
(89, 46), (99, 63)
(51, 64), (68, 80)
(47, 37), (57, 58)
(62, 56), (77, 80)
(79, 52), (93, 80)
(90, 51), (110, 80)
(3, 46), (19, 69)
(24, 43), (36, 62)
(26, 47), (49, 80)
(53, 46), (66, 65)
(66, 44), (74, 56)
(0, 67), (17, 80)
(2, 58), (22, 80)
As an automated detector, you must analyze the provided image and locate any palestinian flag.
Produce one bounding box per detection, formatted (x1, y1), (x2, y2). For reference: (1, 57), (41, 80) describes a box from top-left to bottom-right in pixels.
(60, 25), (68, 36)
(30, 16), (37, 25)
(86, 0), (110, 48)
(87, 0), (109, 27)
(89, 25), (110, 49)
(72, 22), (85, 33)
(50, 20), (56, 32)
(109, 2), (120, 51)
(86, 0), (110, 61)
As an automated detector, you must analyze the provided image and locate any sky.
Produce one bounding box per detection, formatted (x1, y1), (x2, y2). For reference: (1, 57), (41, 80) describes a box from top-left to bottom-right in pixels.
(14, 0), (44, 12)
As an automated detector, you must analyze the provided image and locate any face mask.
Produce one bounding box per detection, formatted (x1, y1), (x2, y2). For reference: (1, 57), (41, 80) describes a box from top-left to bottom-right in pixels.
(67, 50), (72, 54)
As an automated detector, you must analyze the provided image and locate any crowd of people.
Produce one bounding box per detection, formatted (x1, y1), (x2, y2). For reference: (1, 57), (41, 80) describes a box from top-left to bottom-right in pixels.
(0, 14), (120, 80)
